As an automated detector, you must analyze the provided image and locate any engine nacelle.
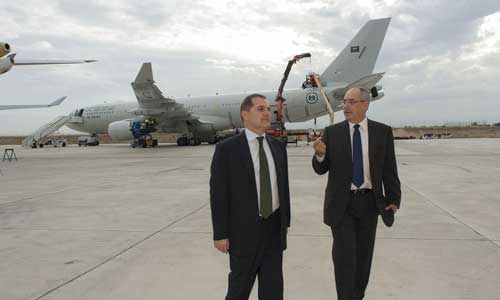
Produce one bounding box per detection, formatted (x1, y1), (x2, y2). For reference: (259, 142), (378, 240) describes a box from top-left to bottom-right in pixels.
(108, 120), (134, 140)
(0, 43), (11, 57)
(370, 85), (385, 101)
(0, 55), (14, 74)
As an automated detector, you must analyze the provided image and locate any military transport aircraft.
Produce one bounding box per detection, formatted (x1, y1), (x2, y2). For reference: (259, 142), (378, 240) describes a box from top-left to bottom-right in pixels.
(43, 18), (391, 146)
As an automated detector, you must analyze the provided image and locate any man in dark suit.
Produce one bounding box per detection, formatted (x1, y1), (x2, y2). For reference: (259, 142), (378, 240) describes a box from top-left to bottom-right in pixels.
(210, 94), (291, 300)
(312, 87), (401, 300)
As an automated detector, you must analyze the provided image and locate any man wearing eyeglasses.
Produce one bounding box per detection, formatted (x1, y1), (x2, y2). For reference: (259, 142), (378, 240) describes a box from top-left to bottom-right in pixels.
(312, 86), (401, 300)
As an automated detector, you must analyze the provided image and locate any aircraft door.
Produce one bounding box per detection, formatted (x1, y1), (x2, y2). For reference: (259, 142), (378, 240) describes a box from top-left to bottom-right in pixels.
(227, 111), (235, 128)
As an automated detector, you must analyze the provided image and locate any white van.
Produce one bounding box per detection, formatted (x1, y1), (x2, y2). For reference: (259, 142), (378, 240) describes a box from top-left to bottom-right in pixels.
(77, 136), (99, 146)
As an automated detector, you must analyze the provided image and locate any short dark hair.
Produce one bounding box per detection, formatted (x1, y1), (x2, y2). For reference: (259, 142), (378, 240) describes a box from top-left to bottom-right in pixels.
(240, 93), (266, 120)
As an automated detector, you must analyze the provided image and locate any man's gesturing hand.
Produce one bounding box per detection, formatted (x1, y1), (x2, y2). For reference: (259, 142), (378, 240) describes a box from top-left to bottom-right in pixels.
(385, 204), (398, 213)
(313, 138), (327, 157)
(214, 239), (229, 254)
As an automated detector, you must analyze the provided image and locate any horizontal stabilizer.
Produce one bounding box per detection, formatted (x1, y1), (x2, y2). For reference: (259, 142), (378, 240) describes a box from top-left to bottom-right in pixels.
(332, 73), (385, 100)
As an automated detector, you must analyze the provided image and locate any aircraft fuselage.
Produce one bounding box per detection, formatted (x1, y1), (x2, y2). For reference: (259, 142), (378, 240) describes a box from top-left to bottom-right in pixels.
(65, 85), (349, 135)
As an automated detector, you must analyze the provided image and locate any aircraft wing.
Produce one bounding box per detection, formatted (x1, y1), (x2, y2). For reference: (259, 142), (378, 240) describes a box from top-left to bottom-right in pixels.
(331, 72), (385, 100)
(130, 63), (196, 121)
(14, 59), (96, 65)
(0, 96), (66, 110)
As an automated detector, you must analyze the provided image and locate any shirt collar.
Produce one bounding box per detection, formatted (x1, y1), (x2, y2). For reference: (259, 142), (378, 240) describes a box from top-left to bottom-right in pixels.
(245, 128), (266, 142)
(348, 117), (368, 131)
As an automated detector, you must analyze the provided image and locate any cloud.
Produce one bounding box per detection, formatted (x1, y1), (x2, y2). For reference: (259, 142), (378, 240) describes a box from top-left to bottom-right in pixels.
(1, 0), (500, 135)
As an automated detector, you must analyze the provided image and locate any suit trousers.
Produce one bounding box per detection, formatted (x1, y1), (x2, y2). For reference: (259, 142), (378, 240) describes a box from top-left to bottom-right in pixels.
(226, 209), (283, 300)
(330, 192), (378, 300)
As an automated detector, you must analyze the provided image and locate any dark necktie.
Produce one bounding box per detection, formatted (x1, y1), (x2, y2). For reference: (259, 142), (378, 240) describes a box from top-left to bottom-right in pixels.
(257, 136), (272, 218)
(352, 124), (364, 188)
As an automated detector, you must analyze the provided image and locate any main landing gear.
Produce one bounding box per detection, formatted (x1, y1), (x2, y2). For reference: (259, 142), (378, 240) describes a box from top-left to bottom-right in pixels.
(177, 136), (201, 146)
(176, 135), (220, 146)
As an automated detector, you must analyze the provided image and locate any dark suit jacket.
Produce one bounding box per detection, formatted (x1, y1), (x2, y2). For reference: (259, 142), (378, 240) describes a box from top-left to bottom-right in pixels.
(210, 131), (291, 256)
(312, 119), (401, 227)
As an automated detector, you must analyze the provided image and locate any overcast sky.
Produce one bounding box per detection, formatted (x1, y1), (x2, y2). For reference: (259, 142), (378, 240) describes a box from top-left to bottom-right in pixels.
(1, 0), (500, 135)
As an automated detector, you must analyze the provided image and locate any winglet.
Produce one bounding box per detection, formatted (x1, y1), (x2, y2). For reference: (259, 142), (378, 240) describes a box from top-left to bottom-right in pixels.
(134, 63), (154, 83)
(48, 96), (67, 107)
(7, 53), (16, 63)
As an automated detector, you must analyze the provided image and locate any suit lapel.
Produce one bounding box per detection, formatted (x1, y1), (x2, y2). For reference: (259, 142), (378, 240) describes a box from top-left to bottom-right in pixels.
(238, 132), (256, 188)
(266, 136), (283, 179)
(266, 136), (284, 206)
(343, 120), (352, 166)
(367, 118), (376, 180)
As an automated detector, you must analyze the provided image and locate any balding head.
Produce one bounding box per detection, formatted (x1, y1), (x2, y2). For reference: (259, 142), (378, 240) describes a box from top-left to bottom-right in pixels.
(347, 86), (370, 101)
(343, 86), (370, 123)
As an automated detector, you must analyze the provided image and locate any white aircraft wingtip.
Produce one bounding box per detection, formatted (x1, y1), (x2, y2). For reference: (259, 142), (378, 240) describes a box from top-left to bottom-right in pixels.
(49, 96), (67, 106)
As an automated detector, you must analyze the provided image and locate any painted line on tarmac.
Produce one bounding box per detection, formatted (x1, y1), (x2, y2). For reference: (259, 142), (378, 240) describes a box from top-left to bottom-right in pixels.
(402, 182), (500, 250)
(32, 202), (209, 300)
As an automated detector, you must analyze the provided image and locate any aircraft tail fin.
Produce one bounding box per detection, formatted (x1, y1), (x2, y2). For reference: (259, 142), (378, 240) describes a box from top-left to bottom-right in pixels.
(134, 62), (154, 83)
(131, 62), (168, 104)
(321, 18), (391, 84)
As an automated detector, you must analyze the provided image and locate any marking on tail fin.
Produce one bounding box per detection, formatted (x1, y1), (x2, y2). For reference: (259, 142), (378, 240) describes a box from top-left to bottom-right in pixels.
(321, 18), (391, 84)
(358, 46), (367, 59)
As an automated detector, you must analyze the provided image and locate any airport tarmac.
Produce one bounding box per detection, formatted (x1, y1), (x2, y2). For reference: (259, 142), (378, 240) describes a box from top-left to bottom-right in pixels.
(1, 138), (500, 300)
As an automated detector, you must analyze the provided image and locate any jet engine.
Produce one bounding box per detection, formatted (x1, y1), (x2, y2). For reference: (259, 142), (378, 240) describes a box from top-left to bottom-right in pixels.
(370, 85), (384, 101)
(0, 43), (11, 57)
(108, 120), (135, 140)
(0, 53), (14, 74)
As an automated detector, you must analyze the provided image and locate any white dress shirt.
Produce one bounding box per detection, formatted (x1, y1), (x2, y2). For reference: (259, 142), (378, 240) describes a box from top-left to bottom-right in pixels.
(348, 117), (372, 190)
(245, 129), (280, 213)
(315, 118), (372, 190)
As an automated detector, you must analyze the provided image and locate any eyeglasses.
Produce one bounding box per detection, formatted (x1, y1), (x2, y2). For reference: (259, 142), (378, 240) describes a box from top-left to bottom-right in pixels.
(343, 99), (367, 106)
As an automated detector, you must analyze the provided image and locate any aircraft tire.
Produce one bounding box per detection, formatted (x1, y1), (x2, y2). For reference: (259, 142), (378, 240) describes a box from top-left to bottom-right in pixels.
(177, 137), (189, 146)
(207, 136), (217, 144)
